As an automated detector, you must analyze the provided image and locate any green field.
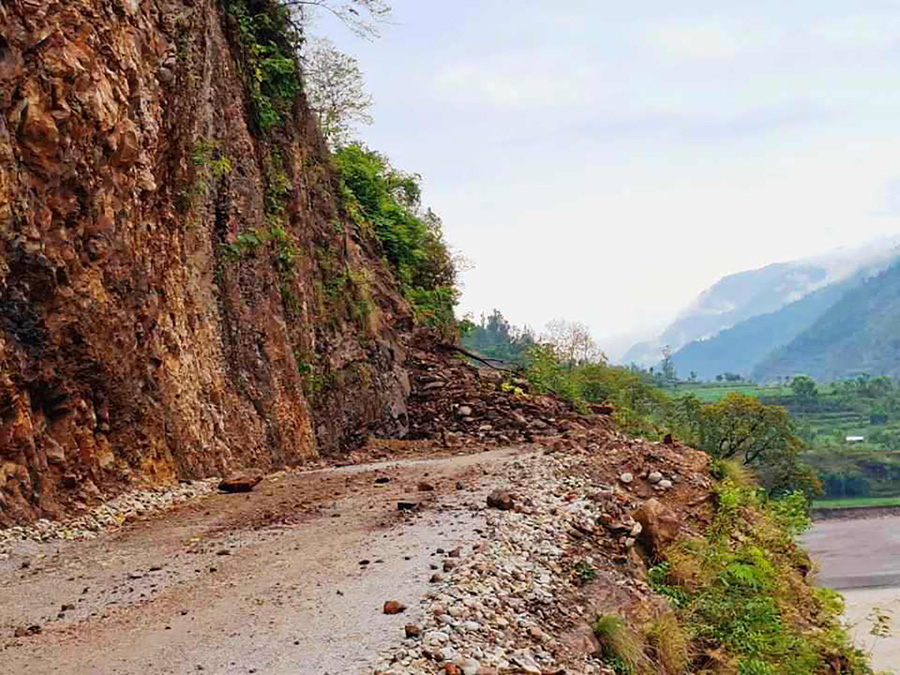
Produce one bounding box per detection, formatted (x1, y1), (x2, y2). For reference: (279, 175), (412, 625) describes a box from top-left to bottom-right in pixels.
(673, 381), (900, 500)
(673, 383), (791, 403)
(812, 496), (900, 509)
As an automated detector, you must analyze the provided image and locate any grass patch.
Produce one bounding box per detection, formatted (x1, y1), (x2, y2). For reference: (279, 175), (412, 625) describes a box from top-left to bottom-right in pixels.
(593, 615), (652, 675)
(812, 496), (900, 509)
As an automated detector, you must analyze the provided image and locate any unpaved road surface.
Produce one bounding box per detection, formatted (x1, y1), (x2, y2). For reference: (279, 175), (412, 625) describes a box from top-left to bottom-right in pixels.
(804, 515), (900, 673)
(0, 446), (532, 675)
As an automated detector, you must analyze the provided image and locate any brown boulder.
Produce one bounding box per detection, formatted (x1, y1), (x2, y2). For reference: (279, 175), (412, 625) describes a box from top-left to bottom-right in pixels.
(632, 498), (681, 557)
(218, 471), (263, 493)
(383, 600), (406, 615)
(487, 489), (514, 511)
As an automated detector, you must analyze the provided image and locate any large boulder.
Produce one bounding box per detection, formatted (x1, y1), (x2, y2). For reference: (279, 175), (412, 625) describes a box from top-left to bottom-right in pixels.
(218, 471), (263, 493)
(632, 498), (681, 557)
(487, 489), (514, 511)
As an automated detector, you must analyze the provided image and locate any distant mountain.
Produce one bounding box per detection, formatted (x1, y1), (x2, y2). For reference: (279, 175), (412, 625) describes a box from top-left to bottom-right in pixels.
(753, 260), (900, 382)
(622, 236), (900, 368)
(670, 280), (854, 380)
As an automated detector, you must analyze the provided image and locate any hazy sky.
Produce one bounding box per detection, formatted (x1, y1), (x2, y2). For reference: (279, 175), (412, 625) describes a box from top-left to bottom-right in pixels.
(318, 1), (900, 356)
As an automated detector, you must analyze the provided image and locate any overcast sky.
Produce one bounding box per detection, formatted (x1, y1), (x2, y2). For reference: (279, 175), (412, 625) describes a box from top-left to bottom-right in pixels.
(318, 1), (900, 357)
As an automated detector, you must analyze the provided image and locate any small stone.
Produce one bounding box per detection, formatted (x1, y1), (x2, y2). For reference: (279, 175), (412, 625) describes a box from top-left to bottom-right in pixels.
(375, 476), (390, 484)
(619, 472), (633, 484)
(430, 573), (444, 583)
(486, 489), (514, 511)
(405, 624), (421, 638)
(383, 600), (406, 615)
(397, 501), (419, 511)
(647, 471), (663, 484)
(658, 479), (673, 489)
(458, 406), (473, 417)
(418, 481), (435, 492)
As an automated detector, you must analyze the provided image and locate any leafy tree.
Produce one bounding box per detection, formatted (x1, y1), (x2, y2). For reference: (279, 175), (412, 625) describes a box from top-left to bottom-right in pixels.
(461, 310), (535, 362)
(790, 375), (818, 402)
(302, 38), (374, 148)
(660, 345), (677, 384)
(699, 393), (818, 496)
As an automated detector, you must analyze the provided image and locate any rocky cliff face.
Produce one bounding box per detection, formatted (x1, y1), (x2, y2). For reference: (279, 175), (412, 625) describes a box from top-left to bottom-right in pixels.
(0, 0), (413, 525)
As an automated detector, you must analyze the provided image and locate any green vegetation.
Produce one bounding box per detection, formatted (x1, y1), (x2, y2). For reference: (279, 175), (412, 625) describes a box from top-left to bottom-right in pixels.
(461, 310), (535, 362)
(593, 615), (652, 675)
(646, 477), (872, 675)
(334, 144), (458, 333)
(222, 0), (302, 132)
(673, 374), (900, 500)
(590, 477), (865, 672)
(812, 496), (900, 510)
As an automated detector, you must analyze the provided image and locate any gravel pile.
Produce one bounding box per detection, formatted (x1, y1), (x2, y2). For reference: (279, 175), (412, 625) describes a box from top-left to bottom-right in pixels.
(0, 478), (219, 550)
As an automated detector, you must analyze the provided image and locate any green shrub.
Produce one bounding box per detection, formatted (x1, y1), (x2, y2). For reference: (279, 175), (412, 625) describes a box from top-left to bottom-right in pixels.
(334, 144), (458, 333)
(222, 0), (302, 132)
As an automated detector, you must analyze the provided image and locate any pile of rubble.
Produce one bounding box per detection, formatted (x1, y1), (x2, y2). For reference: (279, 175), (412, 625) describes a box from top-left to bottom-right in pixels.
(403, 333), (614, 448)
(375, 432), (713, 674)
(0, 478), (219, 551)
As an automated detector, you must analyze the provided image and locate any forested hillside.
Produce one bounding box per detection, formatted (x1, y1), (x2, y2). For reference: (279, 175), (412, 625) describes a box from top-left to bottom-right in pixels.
(754, 261), (900, 382)
(671, 277), (856, 380)
(625, 239), (899, 370)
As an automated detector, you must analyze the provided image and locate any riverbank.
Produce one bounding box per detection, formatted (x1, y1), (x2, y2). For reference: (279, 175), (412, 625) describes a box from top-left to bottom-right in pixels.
(804, 516), (900, 672)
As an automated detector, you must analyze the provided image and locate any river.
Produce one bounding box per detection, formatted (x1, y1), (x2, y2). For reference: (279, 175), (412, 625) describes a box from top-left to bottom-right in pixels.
(803, 515), (900, 672)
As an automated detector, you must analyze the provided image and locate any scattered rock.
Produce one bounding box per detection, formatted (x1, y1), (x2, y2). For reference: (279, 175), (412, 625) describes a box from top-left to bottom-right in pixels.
(405, 624), (421, 638)
(383, 600), (407, 615)
(619, 472), (633, 484)
(486, 489), (514, 511)
(397, 501), (419, 511)
(418, 481), (435, 492)
(457, 406), (473, 417)
(658, 479), (673, 489)
(647, 471), (663, 484)
(218, 472), (263, 493)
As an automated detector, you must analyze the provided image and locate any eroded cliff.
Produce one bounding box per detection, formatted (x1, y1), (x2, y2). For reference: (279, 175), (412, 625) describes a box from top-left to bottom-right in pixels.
(0, 0), (413, 524)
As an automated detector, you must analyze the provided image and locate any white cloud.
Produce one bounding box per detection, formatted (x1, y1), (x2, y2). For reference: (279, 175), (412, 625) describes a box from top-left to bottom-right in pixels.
(432, 55), (592, 108)
(643, 20), (775, 61)
(809, 13), (900, 50)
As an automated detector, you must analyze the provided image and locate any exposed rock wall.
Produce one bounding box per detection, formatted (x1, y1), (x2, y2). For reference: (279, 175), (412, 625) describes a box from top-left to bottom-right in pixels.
(0, 0), (412, 524)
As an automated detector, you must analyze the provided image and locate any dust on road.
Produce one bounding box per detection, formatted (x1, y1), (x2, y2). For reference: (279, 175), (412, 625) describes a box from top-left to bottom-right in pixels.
(0, 446), (531, 675)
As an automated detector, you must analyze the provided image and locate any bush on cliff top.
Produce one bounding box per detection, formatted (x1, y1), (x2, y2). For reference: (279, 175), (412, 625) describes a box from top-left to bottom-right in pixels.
(335, 143), (459, 333)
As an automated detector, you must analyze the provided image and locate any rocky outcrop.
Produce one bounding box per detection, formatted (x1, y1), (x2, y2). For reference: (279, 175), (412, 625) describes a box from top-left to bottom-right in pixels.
(0, 0), (412, 524)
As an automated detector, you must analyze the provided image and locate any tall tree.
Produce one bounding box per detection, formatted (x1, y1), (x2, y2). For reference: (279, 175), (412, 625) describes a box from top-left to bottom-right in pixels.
(285, 0), (391, 39)
(541, 319), (605, 369)
(302, 38), (373, 147)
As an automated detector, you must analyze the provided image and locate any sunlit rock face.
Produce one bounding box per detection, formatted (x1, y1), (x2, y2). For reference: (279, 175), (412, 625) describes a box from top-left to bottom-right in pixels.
(0, 0), (412, 524)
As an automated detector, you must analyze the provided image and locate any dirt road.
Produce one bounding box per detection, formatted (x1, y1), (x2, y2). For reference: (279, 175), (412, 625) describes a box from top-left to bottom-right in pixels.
(0, 446), (531, 675)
